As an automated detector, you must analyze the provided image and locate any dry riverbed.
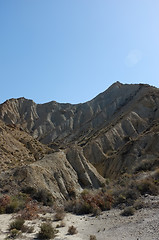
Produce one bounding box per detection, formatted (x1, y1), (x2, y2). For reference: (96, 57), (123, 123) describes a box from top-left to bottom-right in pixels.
(0, 195), (159, 240)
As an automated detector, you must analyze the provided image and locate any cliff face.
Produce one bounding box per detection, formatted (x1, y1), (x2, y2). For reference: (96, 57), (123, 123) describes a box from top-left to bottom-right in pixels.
(1, 82), (159, 200)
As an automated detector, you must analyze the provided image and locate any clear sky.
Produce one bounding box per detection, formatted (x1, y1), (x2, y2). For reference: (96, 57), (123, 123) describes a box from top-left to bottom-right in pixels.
(0, 0), (159, 104)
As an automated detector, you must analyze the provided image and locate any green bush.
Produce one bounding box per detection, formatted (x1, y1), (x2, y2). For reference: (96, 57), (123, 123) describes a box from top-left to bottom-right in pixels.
(38, 222), (55, 239)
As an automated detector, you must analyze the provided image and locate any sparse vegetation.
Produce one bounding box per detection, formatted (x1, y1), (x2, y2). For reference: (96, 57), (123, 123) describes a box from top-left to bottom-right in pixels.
(113, 187), (139, 207)
(19, 200), (39, 220)
(133, 199), (145, 210)
(65, 189), (113, 215)
(54, 207), (65, 221)
(153, 168), (159, 180)
(68, 225), (78, 235)
(90, 235), (97, 240)
(121, 206), (135, 216)
(38, 222), (56, 239)
(34, 189), (54, 206)
(22, 187), (54, 206)
(0, 193), (30, 214)
(109, 171), (159, 210)
(9, 229), (20, 239)
(137, 178), (158, 195)
(56, 221), (66, 228)
(134, 158), (159, 173)
(0, 195), (11, 214)
(9, 218), (25, 231)
(21, 224), (34, 233)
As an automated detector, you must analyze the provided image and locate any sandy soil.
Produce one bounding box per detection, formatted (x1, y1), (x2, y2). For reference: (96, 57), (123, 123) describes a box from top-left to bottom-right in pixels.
(0, 195), (159, 240)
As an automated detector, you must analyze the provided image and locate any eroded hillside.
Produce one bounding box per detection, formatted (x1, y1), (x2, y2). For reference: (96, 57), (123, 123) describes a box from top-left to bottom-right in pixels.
(1, 82), (159, 200)
(0, 120), (52, 171)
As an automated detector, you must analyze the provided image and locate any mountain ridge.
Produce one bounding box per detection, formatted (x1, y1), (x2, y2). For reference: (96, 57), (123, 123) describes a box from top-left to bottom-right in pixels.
(1, 82), (159, 201)
(0, 82), (153, 144)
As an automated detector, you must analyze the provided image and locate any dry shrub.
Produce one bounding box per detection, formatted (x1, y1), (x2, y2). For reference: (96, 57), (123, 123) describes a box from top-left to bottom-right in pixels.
(54, 207), (65, 221)
(133, 199), (145, 210)
(9, 218), (25, 231)
(91, 204), (101, 216)
(5, 200), (19, 213)
(7, 193), (28, 213)
(9, 229), (20, 239)
(22, 187), (54, 206)
(60, 221), (66, 227)
(81, 190), (112, 214)
(19, 200), (39, 220)
(90, 235), (97, 240)
(121, 206), (135, 216)
(64, 199), (75, 212)
(0, 193), (30, 214)
(56, 221), (66, 228)
(134, 158), (159, 173)
(113, 187), (139, 207)
(22, 186), (37, 196)
(65, 189), (113, 215)
(67, 188), (76, 199)
(153, 168), (159, 180)
(38, 222), (56, 239)
(74, 198), (92, 215)
(0, 195), (11, 213)
(21, 225), (34, 233)
(137, 178), (158, 195)
(34, 189), (54, 206)
(68, 225), (78, 235)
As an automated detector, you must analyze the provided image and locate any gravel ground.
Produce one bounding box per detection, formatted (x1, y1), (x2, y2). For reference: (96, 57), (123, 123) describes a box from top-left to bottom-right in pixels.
(0, 195), (159, 240)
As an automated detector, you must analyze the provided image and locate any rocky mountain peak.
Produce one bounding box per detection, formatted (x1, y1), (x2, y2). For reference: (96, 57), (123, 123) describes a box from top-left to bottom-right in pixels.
(108, 81), (123, 89)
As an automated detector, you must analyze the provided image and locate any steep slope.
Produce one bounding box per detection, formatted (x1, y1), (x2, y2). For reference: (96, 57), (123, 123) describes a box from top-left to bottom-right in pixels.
(0, 120), (52, 171)
(100, 121), (159, 178)
(0, 150), (104, 201)
(82, 84), (159, 177)
(0, 82), (151, 146)
(0, 119), (105, 201)
(1, 81), (159, 187)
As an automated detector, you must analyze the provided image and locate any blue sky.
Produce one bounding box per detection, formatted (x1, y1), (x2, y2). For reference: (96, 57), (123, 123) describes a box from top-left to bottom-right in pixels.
(0, 0), (159, 104)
